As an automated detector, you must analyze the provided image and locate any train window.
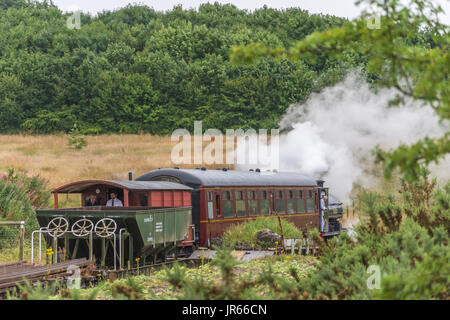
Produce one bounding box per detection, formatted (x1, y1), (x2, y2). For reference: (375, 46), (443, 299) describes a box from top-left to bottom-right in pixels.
(297, 198), (306, 213)
(259, 190), (270, 215)
(306, 190), (315, 213)
(248, 191), (258, 216)
(287, 190), (295, 214)
(139, 193), (148, 206)
(207, 201), (214, 219)
(207, 192), (213, 201)
(222, 191), (230, 200)
(222, 191), (233, 218)
(275, 190), (286, 214)
(297, 190), (303, 198)
(235, 191), (246, 217)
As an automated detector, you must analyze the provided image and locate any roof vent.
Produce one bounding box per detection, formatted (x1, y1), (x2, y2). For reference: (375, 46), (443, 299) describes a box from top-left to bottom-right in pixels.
(128, 171), (133, 181)
(256, 168), (261, 172)
(201, 167), (206, 171)
(195, 167), (200, 170)
(222, 168), (228, 171)
(174, 167), (179, 170)
(273, 169), (278, 173)
(216, 168), (221, 170)
(249, 169), (254, 172)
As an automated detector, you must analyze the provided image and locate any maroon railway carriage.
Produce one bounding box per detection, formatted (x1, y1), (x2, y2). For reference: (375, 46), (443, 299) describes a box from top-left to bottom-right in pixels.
(136, 168), (325, 247)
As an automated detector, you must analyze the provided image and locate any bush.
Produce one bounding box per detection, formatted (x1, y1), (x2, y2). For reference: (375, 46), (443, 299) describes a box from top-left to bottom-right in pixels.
(222, 217), (304, 248)
(0, 168), (50, 238)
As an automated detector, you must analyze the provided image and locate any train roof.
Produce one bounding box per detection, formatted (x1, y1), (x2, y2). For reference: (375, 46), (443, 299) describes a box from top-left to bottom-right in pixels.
(52, 180), (192, 193)
(136, 168), (318, 187)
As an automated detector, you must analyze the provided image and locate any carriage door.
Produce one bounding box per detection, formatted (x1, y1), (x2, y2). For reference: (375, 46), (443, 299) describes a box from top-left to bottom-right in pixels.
(214, 192), (222, 218)
(269, 190), (275, 215)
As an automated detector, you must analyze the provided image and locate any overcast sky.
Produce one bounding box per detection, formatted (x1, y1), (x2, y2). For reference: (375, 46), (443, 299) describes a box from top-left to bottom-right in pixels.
(53, 0), (449, 23)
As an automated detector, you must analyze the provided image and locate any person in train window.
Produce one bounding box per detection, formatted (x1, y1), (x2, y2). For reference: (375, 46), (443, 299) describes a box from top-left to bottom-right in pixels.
(86, 194), (99, 206)
(320, 193), (328, 232)
(106, 192), (123, 207)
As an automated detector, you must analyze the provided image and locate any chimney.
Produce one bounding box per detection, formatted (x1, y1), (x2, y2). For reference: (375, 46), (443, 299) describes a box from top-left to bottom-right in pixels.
(316, 180), (325, 188)
(128, 171), (133, 181)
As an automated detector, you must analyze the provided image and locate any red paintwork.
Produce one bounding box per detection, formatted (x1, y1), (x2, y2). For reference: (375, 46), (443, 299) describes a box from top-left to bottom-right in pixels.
(198, 186), (320, 246)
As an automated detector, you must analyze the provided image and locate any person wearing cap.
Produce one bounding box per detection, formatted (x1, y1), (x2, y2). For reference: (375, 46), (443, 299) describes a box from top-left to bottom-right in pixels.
(106, 192), (123, 207)
(320, 194), (328, 232)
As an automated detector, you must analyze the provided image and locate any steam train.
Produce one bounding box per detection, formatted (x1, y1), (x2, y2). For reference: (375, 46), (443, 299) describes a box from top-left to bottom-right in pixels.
(36, 168), (342, 269)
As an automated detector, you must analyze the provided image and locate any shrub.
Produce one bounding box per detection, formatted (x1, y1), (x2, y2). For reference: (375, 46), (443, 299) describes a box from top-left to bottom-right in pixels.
(222, 217), (304, 248)
(0, 168), (50, 238)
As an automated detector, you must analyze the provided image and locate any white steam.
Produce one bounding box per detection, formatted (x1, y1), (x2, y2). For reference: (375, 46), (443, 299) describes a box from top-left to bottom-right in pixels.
(237, 75), (449, 203)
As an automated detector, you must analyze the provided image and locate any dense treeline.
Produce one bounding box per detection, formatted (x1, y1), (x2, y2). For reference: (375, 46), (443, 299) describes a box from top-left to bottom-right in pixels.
(1, 0), (359, 134)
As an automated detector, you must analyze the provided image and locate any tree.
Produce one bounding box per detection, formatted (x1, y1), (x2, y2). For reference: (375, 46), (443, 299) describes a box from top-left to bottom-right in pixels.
(231, 0), (449, 181)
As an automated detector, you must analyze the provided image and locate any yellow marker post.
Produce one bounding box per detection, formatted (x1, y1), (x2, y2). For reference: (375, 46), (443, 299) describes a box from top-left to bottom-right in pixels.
(136, 257), (141, 276)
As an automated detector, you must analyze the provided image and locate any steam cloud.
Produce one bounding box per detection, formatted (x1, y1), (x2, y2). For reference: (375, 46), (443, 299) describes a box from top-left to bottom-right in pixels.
(238, 75), (449, 203)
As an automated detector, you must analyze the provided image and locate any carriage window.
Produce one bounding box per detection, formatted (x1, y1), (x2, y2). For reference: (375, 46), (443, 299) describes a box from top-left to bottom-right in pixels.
(248, 191), (258, 216)
(235, 191), (246, 217)
(306, 190), (315, 213)
(287, 190), (295, 214)
(297, 190), (306, 213)
(222, 191), (233, 218)
(207, 201), (214, 219)
(139, 193), (148, 206)
(275, 190), (286, 214)
(259, 190), (270, 216)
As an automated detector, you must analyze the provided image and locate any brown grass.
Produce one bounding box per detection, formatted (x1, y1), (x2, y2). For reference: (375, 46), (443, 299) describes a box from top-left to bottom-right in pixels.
(0, 134), (238, 188)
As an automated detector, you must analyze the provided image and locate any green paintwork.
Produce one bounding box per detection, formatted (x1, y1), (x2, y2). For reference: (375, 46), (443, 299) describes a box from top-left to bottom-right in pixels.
(36, 207), (192, 254)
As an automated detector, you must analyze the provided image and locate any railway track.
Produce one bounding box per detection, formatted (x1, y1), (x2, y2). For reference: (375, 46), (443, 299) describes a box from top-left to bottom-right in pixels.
(0, 247), (315, 298)
(0, 258), (93, 295)
(0, 256), (201, 297)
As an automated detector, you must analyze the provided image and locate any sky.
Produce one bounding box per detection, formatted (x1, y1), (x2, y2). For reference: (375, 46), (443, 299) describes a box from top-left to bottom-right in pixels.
(53, 0), (449, 23)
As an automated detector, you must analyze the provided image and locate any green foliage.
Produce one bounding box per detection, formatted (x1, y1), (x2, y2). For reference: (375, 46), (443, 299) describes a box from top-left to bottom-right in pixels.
(67, 123), (88, 150)
(9, 279), (59, 300)
(8, 279), (100, 300)
(296, 177), (450, 299)
(111, 276), (145, 300)
(0, 168), (50, 239)
(222, 216), (304, 248)
(231, 0), (449, 182)
(0, 2), (351, 134)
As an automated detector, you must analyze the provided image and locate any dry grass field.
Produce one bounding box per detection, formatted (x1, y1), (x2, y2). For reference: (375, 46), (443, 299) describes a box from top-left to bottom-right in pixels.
(0, 134), (236, 189)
